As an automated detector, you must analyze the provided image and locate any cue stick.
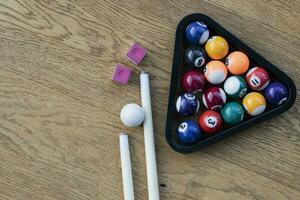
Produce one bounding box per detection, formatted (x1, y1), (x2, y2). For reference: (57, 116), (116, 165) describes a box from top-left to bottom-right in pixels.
(140, 71), (160, 200)
(119, 133), (135, 200)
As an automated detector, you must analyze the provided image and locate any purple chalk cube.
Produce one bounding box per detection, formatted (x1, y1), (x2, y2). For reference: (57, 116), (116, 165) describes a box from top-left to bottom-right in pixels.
(126, 43), (147, 65)
(112, 64), (132, 84)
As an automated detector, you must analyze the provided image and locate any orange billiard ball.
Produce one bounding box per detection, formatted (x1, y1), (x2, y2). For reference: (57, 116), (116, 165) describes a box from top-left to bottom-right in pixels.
(205, 36), (229, 60)
(204, 60), (228, 84)
(225, 51), (249, 75)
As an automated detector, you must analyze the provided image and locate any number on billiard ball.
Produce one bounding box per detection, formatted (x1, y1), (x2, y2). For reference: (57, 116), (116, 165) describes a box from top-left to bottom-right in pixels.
(198, 110), (222, 134)
(185, 46), (207, 68)
(246, 67), (270, 91)
(177, 120), (202, 145)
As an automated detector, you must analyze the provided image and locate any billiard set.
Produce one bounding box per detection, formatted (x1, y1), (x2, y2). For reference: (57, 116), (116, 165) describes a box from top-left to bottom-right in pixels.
(165, 14), (296, 153)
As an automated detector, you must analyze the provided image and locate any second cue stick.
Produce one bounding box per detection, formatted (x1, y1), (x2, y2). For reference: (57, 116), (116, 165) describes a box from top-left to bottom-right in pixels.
(119, 133), (135, 200)
(140, 71), (160, 200)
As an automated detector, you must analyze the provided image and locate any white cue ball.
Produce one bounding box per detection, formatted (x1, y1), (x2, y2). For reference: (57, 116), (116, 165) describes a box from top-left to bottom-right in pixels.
(120, 103), (145, 127)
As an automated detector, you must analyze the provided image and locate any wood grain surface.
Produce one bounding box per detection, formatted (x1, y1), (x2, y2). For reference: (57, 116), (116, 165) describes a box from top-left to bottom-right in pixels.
(0, 0), (299, 199)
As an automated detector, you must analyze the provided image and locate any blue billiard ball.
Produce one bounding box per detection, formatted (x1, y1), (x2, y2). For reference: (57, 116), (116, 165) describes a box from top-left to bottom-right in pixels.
(264, 82), (288, 106)
(185, 21), (209, 45)
(176, 93), (200, 116)
(177, 120), (202, 144)
(185, 46), (207, 68)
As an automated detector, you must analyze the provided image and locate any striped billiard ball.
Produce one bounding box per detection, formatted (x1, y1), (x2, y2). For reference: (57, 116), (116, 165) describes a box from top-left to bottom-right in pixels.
(246, 67), (270, 91)
(202, 86), (227, 111)
(224, 76), (248, 98)
(176, 93), (200, 116)
(242, 92), (266, 116)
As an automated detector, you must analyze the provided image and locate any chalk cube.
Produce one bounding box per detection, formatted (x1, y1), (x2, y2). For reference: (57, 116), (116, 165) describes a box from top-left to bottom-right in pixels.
(126, 43), (147, 65)
(112, 64), (132, 84)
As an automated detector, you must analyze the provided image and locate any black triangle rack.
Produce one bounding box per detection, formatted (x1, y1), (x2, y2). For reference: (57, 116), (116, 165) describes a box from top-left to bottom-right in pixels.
(165, 13), (297, 154)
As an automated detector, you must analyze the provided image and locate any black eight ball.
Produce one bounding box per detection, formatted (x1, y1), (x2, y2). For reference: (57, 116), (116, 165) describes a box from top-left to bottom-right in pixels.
(185, 46), (207, 68)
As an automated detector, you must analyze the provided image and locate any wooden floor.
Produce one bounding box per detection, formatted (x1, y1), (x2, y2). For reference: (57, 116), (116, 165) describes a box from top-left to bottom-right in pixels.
(0, 0), (299, 199)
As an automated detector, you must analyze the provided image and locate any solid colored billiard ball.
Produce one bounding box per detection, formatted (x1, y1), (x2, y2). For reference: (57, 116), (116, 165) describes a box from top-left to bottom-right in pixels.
(177, 120), (202, 145)
(224, 76), (248, 98)
(185, 46), (207, 68)
(182, 70), (206, 93)
(204, 60), (228, 84)
(205, 36), (229, 59)
(246, 67), (270, 91)
(185, 21), (209, 45)
(202, 86), (227, 111)
(242, 92), (266, 116)
(198, 110), (222, 134)
(176, 93), (200, 116)
(225, 51), (249, 75)
(264, 82), (288, 106)
(221, 102), (245, 126)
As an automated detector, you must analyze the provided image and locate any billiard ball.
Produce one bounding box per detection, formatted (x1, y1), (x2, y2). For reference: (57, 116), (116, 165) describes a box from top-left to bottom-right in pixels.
(264, 82), (288, 106)
(204, 60), (228, 84)
(205, 36), (229, 59)
(198, 110), (222, 134)
(223, 76), (248, 98)
(185, 46), (207, 68)
(246, 67), (270, 91)
(185, 21), (209, 45)
(242, 92), (266, 116)
(120, 103), (145, 127)
(220, 102), (245, 126)
(182, 70), (206, 93)
(225, 51), (249, 75)
(202, 86), (227, 111)
(177, 120), (202, 144)
(176, 93), (200, 116)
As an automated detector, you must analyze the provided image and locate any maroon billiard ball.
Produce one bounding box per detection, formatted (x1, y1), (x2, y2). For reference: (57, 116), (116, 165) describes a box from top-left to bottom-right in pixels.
(246, 67), (270, 91)
(182, 69), (205, 93)
(198, 110), (222, 134)
(202, 86), (226, 110)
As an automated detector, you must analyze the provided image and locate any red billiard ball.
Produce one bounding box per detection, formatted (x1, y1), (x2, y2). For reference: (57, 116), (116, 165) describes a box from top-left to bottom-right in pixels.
(202, 86), (227, 110)
(246, 67), (270, 91)
(182, 69), (206, 93)
(198, 110), (222, 134)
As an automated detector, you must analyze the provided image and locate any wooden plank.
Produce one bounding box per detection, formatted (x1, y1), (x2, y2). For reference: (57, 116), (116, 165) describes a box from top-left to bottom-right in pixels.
(0, 0), (299, 199)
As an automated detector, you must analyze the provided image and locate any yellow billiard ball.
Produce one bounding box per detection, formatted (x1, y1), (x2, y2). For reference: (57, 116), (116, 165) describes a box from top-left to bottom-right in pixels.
(242, 92), (266, 116)
(205, 36), (229, 60)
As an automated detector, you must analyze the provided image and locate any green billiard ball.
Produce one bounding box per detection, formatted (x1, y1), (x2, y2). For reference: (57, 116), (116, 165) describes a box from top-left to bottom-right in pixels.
(224, 76), (247, 98)
(221, 102), (245, 126)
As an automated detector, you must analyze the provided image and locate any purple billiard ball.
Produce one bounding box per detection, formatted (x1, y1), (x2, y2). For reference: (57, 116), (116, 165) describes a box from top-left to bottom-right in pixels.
(177, 120), (202, 145)
(264, 82), (288, 106)
(176, 93), (200, 116)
